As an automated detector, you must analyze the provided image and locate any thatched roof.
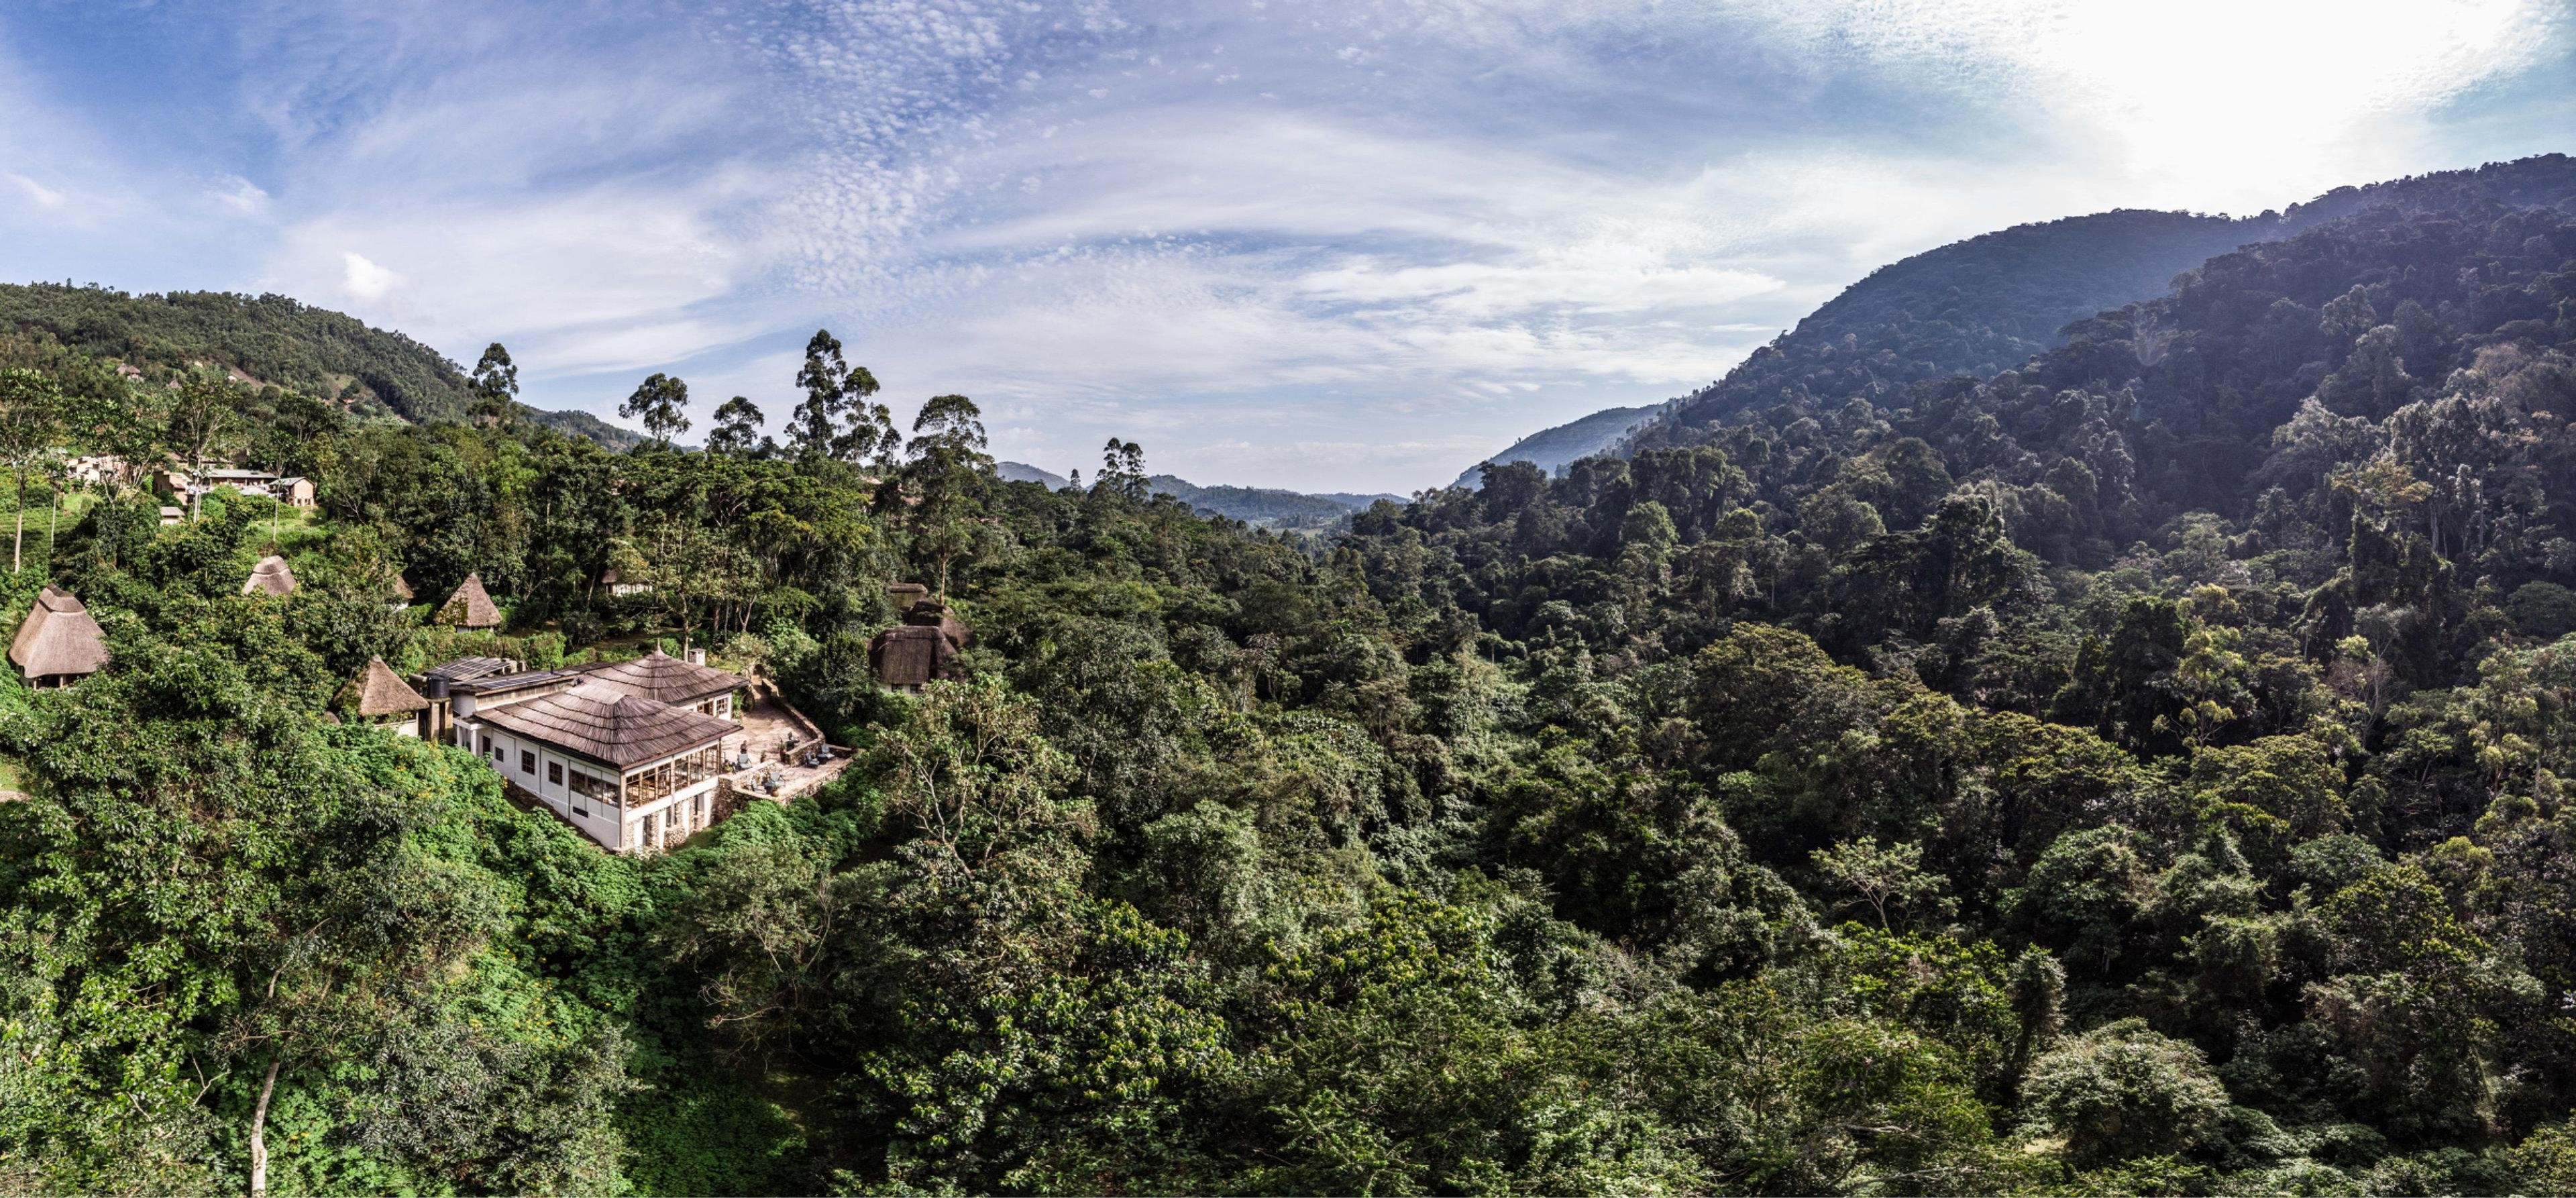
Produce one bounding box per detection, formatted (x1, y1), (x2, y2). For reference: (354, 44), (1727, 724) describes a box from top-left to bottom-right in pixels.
(10, 586), (108, 680)
(870, 624), (956, 687)
(579, 650), (743, 706)
(435, 572), (502, 628)
(902, 600), (973, 651)
(472, 683), (735, 769)
(336, 656), (429, 717)
(244, 555), (296, 597)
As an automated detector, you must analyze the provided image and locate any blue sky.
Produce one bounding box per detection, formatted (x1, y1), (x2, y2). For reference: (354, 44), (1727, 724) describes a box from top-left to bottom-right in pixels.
(3, 1), (2572, 492)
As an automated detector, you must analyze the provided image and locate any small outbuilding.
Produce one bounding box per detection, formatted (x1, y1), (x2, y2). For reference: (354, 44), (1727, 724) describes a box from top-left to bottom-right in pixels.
(273, 476), (316, 507)
(333, 656), (430, 735)
(887, 581), (929, 610)
(435, 572), (503, 629)
(869, 623), (957, 689)
(10, 586), (109, 688)
(244, 554), (297, 597)
(902, 599), (973, 652)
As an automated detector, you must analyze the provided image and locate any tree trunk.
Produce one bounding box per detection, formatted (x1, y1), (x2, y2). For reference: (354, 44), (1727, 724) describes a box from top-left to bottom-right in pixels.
(12, 468), (24, 572)
(249, 1052), (281, 1198)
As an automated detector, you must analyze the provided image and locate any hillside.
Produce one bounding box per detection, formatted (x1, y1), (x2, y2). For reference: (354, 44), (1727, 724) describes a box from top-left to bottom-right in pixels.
(1452, 402), (1662, 488)
(1613, 154), (2576, 456)
(0, 283), (638, 447)
(14, 152), (2576, 1195)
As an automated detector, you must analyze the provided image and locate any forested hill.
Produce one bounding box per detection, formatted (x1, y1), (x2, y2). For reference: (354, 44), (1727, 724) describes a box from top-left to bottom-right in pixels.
(0, 283), (637, 447)
(1623, 154), (2576, 453)
(999, 459), (1406, 527)
(14, 151), (2576, 1197)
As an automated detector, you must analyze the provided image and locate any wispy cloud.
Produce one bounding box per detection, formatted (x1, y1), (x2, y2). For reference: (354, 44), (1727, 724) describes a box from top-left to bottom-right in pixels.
(0, 0), (2567, 490)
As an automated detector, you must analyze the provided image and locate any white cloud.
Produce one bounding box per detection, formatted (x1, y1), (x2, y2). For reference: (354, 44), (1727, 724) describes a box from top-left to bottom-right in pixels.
(210, 175), (270, 215)
(8, 174), (66, 209)
(0, 0), (2566, 488)
(1737, 0), (2561, 211)
(341, 251), (401, 300)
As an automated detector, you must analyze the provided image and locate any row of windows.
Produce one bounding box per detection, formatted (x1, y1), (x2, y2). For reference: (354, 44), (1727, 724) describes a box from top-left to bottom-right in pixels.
(473, 723), (713, 835)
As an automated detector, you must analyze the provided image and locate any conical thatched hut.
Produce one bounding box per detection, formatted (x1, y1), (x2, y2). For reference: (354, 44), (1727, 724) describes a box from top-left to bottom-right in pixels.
(10, 586), (109, 688)
(244, 555), (297, 597)
(333, 656), (430, 734)
(435, 572), (503, 629)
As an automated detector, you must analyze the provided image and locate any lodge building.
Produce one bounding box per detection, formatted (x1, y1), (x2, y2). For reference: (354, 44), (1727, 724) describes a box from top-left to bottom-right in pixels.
(441, 649), (749, 853)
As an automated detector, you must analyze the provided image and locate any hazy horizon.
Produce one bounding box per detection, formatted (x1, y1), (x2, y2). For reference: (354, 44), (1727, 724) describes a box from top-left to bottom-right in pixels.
(5, 1), (2573, 491)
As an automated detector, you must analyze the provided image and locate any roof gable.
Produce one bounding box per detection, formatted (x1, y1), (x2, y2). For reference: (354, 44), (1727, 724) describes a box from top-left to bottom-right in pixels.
(578, 649), (743, 705)
(472, 682), (735, 769)
(244, 555), (296, 597)
(335, 656), (429, 716)
(435, 572), (502, 628)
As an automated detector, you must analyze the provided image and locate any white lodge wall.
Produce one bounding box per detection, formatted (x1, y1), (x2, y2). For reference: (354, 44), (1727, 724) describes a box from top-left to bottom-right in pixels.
(464, 720), (717, 852)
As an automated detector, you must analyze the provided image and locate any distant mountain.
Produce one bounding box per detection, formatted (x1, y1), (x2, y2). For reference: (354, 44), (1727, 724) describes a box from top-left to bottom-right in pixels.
(0, 282), (639, 448)
(996, 460), (1404, 527)
(1149, 476), (1405, 527)
(1452, 403), (1662, 489)
(997, 460), (1070, 488)
(1621, 156), (2576, 454)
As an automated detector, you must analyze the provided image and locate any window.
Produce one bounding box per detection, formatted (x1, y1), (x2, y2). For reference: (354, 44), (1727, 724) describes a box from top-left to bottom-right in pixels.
(569, 769), (616, 802)
(520, 749), (536, 775)
(547, 761), (563, 785)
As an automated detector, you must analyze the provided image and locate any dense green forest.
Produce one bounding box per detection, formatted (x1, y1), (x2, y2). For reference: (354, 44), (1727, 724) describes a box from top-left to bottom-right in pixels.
(3, 154), (2576, 1196)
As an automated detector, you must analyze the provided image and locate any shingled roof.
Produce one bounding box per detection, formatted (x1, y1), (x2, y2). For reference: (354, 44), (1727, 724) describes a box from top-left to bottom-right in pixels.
(10, 586), (109, 681)
(244, 555), (297, 597)
(436, 572), (502, 628)
(472, 683), (735, 769)
(335, 656), (429, 717)
(578, 649), (743, 706)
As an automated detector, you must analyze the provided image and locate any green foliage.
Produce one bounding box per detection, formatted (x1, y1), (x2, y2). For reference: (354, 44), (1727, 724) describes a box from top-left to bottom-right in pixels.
(1, 152), (2575, 1193)
(2025, 1019), (2231, 1166)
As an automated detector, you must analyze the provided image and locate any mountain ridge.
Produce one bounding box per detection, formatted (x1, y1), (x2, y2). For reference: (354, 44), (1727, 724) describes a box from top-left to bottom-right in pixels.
(1448, 154), (2576, 484)
(0, 282), (640, 448)
(998, 459), (1405, 527)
